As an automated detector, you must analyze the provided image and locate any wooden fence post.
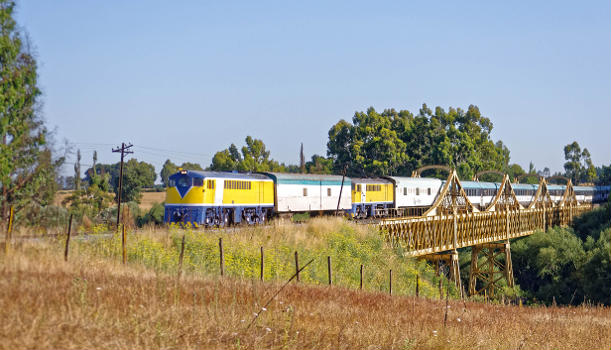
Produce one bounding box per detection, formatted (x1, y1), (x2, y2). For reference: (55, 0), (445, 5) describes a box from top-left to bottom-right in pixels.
(389, 269), (392, 295)
(64, 214), (73, 262)
(219, 237), (224, 276)
(360, 264), (364, 290)
(178, 234), (185, 276)
(260, 246), (264, 281)
(327, 256), (332, 285)
(122, 224), (127, 264)
(5, 206), (14, 255)
(416, 273), (420, 297)
(443, 285), (449, 328)
(294, 251), (300, 282)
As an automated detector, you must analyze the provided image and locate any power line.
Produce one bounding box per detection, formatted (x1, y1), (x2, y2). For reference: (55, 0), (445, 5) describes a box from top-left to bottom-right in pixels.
(134, 144), (211, 158)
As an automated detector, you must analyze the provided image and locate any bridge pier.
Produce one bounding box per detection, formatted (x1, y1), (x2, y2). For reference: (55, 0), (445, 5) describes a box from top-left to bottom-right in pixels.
(468, 240), (514, 297)
(422, 249), (463, 297)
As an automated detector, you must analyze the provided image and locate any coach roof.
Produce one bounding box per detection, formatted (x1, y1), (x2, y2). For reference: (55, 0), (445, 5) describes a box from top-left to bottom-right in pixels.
(263, 172), (351, 186)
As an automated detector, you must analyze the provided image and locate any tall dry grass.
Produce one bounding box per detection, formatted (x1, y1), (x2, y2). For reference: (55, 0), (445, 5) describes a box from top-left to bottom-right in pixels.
(0, 241), (609, 349)
(71, 217), (447, 298)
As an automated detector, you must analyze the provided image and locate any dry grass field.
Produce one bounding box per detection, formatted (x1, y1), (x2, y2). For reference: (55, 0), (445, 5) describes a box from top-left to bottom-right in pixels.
(138, 191), (166, 210)
(54, 190), (165, 211)
(1, 238), (609, 350)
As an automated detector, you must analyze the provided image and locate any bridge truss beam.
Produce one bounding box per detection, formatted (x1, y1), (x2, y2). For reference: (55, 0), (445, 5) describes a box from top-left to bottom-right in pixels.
(421, 250), (463, 297)
(468, 241), (514, 297)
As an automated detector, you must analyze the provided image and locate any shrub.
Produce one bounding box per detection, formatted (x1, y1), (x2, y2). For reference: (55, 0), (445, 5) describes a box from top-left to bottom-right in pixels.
(137, 202), (165, 227)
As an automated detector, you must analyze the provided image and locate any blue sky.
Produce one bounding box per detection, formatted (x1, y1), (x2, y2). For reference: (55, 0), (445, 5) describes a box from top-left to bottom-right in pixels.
(16, 1), (611, 178)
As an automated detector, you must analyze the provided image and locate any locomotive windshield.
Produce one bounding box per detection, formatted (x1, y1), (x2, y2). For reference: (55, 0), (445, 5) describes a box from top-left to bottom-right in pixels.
(177, 176), (191, 187)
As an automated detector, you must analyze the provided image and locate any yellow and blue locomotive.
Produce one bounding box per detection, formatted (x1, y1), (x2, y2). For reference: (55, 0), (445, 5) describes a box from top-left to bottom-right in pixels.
(165, 170), (274, 226)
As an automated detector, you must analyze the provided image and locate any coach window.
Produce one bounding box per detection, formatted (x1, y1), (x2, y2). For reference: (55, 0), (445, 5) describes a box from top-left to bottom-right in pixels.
(403, 187), (407, 196)
(416, 188), (420, 196)
(327, 188), (332, 196)
(427, 188), (431, 195)
(303, 188), (308, 196)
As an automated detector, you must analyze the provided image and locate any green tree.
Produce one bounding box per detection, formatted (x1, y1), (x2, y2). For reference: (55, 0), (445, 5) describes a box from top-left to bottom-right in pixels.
(84, 159), (156, 201)
(210, 148), (237, 171)
(117, 159), (156, 203)
(596, 164), (611, 185)
(512, 228), (587, 305)
(328, 107), (409, 177)
(209, 136), (285, 172)
(74, 149), (81, 190)
(327, 104), (509, 178)
(506, 163), (526, 181)
(512, 204), (611, 305)
(180, 162), (203, 171)
(63, 151), (113, 220)
(305, 155), (333, 174)
(160, 159), (178, 186)
(581, 229), (611, 304)
(564, 141), (597, 184)
(0, 0), (64, 222)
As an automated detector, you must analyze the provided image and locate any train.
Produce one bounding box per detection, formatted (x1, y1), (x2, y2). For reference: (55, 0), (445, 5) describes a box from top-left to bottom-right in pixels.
(164, 169), (610, 226)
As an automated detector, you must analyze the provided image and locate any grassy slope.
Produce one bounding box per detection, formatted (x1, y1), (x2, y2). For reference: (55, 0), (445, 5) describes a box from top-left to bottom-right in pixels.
(1, 242), (609, 350)
(74, 218), (445, 298)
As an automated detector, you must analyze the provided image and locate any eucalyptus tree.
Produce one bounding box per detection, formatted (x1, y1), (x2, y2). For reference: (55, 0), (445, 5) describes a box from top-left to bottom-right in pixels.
(0, 0), (63, 222)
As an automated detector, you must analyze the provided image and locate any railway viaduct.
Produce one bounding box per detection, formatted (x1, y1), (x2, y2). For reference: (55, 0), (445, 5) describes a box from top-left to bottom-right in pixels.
(377, 167), (592, 297)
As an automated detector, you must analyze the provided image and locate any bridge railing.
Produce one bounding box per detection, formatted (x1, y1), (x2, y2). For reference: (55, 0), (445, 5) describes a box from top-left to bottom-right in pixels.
(380, 204), (591, 257)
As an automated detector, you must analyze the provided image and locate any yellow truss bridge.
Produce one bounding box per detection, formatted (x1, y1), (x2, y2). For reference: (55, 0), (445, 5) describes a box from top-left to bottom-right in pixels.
(377, 170), (592, 297)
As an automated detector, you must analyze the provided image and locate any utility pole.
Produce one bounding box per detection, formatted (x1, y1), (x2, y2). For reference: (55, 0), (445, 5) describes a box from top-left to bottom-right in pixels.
(336, 164), (348, 216)
(112, 142), (133, 231)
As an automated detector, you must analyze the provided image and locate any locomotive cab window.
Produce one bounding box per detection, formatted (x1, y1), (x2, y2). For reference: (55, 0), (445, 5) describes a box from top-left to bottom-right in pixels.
(177, 177), (191, 187)
(193, 178), (203, 187)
